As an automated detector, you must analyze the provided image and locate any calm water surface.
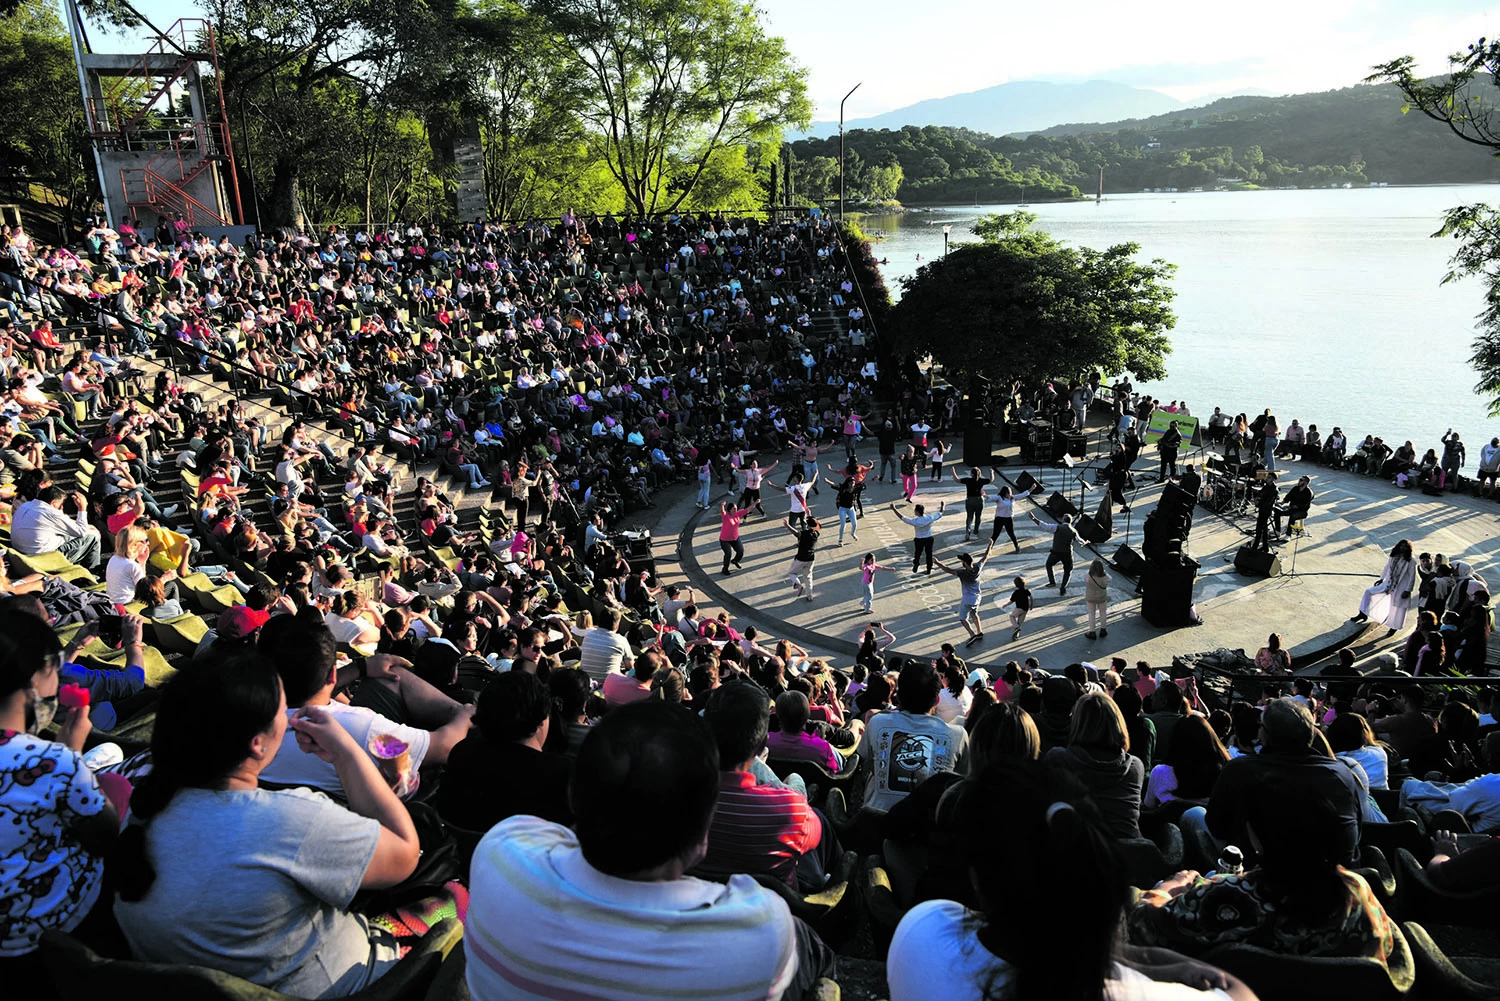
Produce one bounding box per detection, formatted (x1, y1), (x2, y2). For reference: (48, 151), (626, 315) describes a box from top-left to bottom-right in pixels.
(866, 186), (1500, 453)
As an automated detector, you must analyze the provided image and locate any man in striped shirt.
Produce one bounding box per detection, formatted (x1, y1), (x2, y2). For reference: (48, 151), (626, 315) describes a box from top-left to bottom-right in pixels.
(694, 681), (841, 891)
(465, 701), (835, 1001)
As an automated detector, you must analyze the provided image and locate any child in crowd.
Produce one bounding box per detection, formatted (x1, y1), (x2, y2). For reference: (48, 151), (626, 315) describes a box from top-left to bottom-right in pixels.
(857, 552), (897, 614)
(1001, 575), (1034, 641)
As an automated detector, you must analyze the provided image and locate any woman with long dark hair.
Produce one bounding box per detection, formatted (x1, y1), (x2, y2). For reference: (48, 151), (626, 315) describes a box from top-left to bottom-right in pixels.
(888, 758), (1253, 1001)
(1145, 715), (1231, 808)
(111, 652), (461, 997)
(1351, 539), (1417, 635)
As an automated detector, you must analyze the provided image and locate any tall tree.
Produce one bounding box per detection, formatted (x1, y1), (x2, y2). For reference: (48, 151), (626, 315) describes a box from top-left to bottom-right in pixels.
(0, 0), (96, 234)
(209, 0), (417, 228)
(532, 0), (809, 215)
(891, 212), (1175, 385)
(1372, 40), (1500, 413)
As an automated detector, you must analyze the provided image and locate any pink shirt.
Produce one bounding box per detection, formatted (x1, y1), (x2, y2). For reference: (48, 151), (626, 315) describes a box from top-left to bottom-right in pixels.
(602, 672), (652, 708)
(764, 729), (840, 772)
(719, 509), (745, 542)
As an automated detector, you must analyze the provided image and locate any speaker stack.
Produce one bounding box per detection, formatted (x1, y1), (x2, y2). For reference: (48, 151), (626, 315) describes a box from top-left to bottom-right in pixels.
(1140, 559), (1200, 627)
(962, 422), (993, 467)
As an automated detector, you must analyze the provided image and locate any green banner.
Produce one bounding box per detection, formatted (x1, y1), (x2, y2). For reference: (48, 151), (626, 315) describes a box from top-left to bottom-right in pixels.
(1142, 409), (1202, 448)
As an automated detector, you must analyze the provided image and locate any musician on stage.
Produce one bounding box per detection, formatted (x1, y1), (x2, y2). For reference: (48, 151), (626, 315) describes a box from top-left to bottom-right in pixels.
(1283, 475), (1314, 539)
(1252, 479), (1280, 551)
(1107, 443), (1132, 511)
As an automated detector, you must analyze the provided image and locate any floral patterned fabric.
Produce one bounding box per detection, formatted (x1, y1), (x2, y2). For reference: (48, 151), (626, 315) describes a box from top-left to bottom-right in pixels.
(0, 730), (106, 956)
(1128, 868), (1396, 966)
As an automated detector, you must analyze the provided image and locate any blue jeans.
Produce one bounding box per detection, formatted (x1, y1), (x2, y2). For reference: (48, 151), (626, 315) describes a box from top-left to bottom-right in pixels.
(838, 506), (857, 542)
(697, 478), (711, 506)
(1264, 437), (1278, 471)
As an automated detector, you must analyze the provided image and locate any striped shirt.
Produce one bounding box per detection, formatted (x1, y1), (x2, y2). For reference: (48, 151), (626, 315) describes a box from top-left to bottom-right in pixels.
(693, 771), (821, 887)
(577, 627), (632, 683)
(466, 817), (798, 1001)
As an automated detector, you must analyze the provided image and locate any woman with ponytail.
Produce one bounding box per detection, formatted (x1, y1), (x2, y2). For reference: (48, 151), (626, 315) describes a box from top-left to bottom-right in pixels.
(112, 651), (449, 998)
(0, 611), (125, 976)
(886, 758), (1255, 1001)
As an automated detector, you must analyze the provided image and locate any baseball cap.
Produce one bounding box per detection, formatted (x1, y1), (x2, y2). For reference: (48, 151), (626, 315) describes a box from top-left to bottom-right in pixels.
(218, 604), (271, 640)
(966, 668), (991, 689)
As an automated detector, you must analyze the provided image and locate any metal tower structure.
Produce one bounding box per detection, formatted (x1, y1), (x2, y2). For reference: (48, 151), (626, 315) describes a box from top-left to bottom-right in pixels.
(62, 2), (244, 231)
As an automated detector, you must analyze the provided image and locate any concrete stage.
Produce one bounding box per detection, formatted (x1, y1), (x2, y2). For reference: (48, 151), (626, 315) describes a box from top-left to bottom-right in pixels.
(657, 428), (1500, 675)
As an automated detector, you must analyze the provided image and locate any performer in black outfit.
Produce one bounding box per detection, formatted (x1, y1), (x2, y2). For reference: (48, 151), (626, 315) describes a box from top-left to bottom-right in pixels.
(1252, 480), (1280, 551)
(1283, 474), (1314, 538)
(953, 466), (993, 540)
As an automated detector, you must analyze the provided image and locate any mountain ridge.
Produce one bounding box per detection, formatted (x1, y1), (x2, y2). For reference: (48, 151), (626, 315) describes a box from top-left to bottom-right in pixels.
(795, 79), (1185, 139)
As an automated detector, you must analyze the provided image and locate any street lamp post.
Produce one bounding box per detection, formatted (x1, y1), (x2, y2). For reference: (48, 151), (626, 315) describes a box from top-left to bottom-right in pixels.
(942, 224), (952, 257)
(839, 82), (862, 222)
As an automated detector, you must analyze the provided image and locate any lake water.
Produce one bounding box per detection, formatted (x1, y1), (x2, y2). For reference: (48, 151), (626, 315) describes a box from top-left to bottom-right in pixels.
(864, 185), (1500, 454)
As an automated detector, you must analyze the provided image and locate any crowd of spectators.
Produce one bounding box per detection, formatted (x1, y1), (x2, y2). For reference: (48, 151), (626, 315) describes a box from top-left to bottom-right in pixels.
(4, 208), (1500, 1001)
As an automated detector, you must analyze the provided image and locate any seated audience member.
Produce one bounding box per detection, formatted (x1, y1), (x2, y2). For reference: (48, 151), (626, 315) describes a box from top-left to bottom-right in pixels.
(577, 606), (631, 683)
(1044, 691), (1145, 840)
(0, 611), (125, 980)
(1326, 713), (1391, 790)
(435, 670), (572, 830)
(1130, 782), (1400, 969)
(1114, 683), (1157, 771)
(11, 485), (101, 569)
(113, 652), (468, 998)
(1370, 685), (1437, 760)
(1197, 698), (1364, 866)
(855, 660), (970, 811)
(1147, 680), (1191, 764)
(545, 667), (593, 757)
(885, 758), (1254, 1001)
(882, 702), (1041, 908)
(602, 650), (656, 708)
(1145, 715), (1232, 809)
(1425, 828), (1500, 891)
(766, 690), (844, 771)
(465, 700), (837, 1001)
(694, 680), (837, 890)
(1035, 675), (1080, 752)
(255, 613), (474, 798)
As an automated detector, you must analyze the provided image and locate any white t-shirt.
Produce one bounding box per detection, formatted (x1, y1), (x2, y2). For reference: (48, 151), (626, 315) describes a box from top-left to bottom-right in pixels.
(323, 610), (371, 646)
(888, 899), (1233, 1001)
(105, 554), (147, 604)
(785, 484), (808, 513)
(258, 702), (432, 797)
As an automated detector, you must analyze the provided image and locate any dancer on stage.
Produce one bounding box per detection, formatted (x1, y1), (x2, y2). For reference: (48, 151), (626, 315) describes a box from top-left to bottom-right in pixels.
(934, 539), (997, 647)
(782, 515), (821, 602)
(1351, 539), (1417, 636)
(1029, 511), (1078, 595)
(892, 499), (946, 574)
(990, 484), (1020, 552)
(717, 501), (746, 575)
(952, 465), (993, 541)
(738, 458), (777, 517)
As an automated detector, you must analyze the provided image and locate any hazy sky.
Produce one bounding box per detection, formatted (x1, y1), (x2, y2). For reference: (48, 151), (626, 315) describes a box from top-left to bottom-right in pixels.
(756, 0), (1497, 119)
(97, 0), (1495, 120)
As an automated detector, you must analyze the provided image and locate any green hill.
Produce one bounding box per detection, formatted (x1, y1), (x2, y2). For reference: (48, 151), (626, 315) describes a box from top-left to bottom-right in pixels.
(787, 81), (1500, 205)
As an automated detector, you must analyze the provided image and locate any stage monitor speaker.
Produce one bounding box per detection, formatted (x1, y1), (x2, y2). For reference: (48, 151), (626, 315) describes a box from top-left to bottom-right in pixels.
(1045, 492), (1078, 520)
(1014, 470), (1040, 493)
(1075, 514), (1110, 544)
(1112, 544), (1147, 577)
(962, 423), (993, 467)
(1233, 546), (1282, 578)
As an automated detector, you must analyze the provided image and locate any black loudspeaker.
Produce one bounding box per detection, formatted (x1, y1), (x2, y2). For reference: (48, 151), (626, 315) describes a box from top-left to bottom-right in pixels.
(1014, 471), (1039, 493)
(1112, 544), (1147, 577)
(1233, 546), (1282, 578)
(1075, 514), (1109, 544)
(962, 423), (993, 467)
(1140, 561), (1199, 627)
(1045, 492), (1078, 519)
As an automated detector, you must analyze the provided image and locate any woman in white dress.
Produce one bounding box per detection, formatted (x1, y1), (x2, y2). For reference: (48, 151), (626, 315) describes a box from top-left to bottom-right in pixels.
(1351, 539), (1417, 635)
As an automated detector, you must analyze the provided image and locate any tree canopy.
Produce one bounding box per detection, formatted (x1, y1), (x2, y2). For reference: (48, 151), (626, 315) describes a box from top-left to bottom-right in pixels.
(1371, 39), (1500, 414)
(890, 212), (1175, 386)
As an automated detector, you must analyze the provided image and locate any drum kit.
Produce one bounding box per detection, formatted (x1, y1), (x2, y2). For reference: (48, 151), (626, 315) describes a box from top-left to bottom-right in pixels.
(1199, 457), (1279, 518)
